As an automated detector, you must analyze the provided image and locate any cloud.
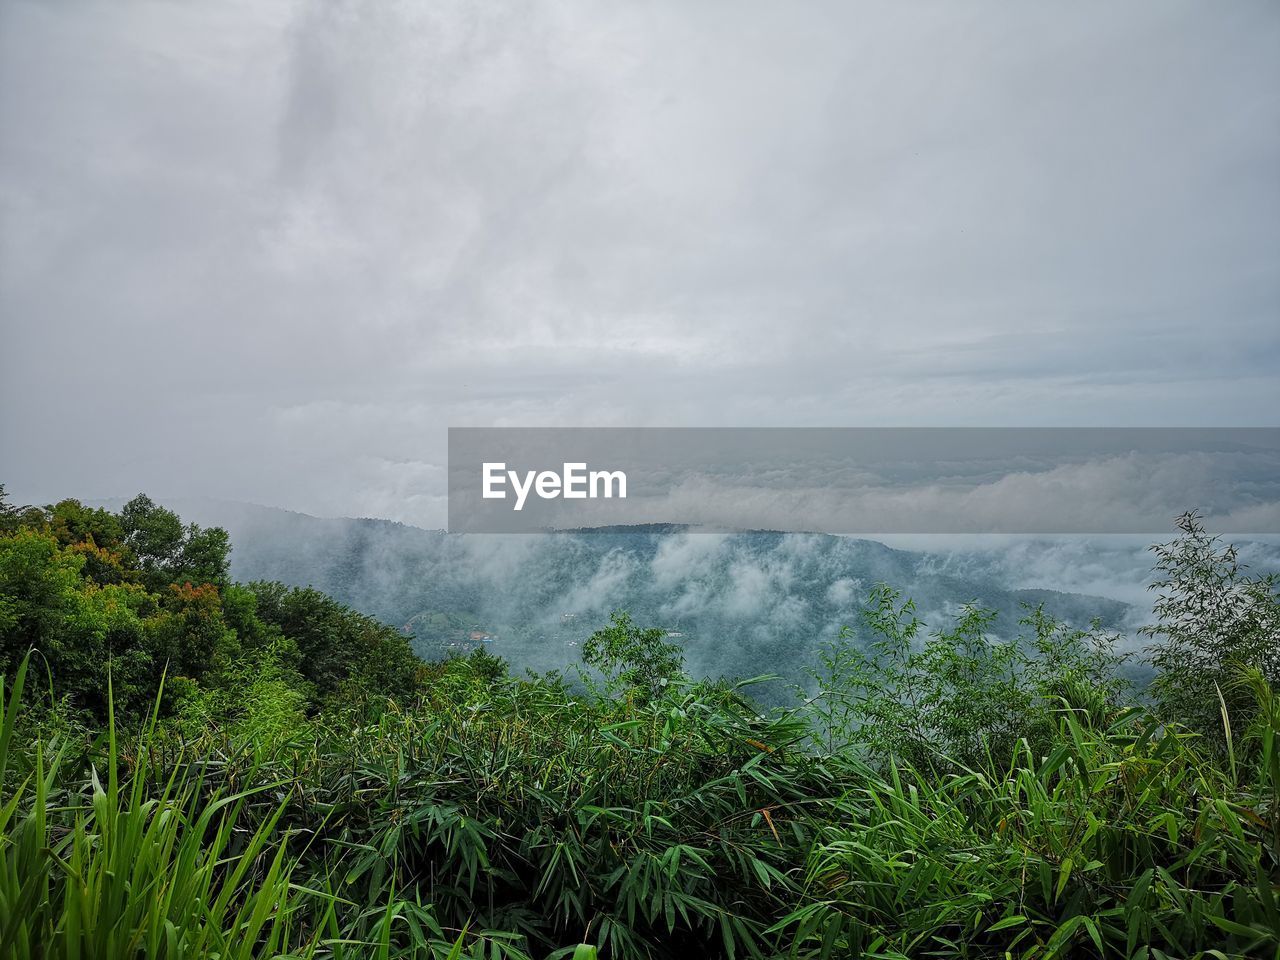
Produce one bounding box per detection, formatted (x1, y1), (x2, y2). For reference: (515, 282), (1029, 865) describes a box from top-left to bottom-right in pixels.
(2, 0), (1278, 526)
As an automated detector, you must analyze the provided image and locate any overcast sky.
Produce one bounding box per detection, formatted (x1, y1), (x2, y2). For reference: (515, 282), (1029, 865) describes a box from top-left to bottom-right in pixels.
(2, 0), (1278, 527)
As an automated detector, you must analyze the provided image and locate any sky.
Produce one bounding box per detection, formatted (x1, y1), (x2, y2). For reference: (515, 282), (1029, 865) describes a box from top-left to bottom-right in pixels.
(2, 0), (1278, 527)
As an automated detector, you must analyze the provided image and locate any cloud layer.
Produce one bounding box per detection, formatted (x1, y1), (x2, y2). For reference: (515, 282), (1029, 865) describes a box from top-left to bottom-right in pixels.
(3, 0), (1278, 525)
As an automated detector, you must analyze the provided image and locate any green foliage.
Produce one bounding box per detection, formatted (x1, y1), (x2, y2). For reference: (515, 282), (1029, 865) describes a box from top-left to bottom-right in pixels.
(120, 493), (231, 591)
(581, 610), (684, 701)
(0, 485), (25, 536)
(246, 581), (422, 707)
(2, 495), (1278, 959)
(1144, 510), (1280, 747)
(169, 643), (308, 752)
(809, 585), (1128, 770)
(0, 495), (421, 725)
(260, 663), (820, 959)
(0, 657), (310, 960)
(780, 698), (1280, 959)
(0, 528), (154, 716)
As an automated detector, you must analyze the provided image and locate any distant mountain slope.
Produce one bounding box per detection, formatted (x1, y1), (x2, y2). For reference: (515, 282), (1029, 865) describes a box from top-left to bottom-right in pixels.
(129, 499), (1137, 689)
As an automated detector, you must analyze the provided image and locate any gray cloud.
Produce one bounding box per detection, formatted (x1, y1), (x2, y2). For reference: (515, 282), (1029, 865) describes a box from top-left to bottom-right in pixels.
(2, 0), (1278, 526)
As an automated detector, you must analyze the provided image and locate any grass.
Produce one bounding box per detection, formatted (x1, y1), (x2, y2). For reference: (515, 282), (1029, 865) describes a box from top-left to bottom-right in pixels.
(0, 657), (309, 959)
(3, 650), (1278, 960)
(782, 693), (1280, 958)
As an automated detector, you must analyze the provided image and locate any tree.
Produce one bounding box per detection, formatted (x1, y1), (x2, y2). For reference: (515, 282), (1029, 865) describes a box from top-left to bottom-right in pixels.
(47, 499), (132, 584)
(119, 494), (229, 590)
(809, 585), (1128, 769)
(0, 529), (84, 671)
(581, 611), (684, 702)
(147, 583), (239, 682)
(1143, 511), (1280, 745)
(246, 582), (420, 706)
(0, 529), (153, 716)
(120, 495), (184, 573)
(180, 524), (230, 586)
(0, 484), (20, 535)
(0, 494), (420, 721)
(47, 499), (125, 551)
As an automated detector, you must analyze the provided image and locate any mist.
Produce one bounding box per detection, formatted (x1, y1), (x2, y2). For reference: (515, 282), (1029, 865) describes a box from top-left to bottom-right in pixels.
(118, 496), (1280, 696)
(4, 0), (1279, 523)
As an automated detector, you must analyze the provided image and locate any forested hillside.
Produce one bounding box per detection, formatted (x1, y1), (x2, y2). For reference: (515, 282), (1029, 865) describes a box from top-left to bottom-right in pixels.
(121, 498), (1137, 687)
(2, 487), (1279, 959)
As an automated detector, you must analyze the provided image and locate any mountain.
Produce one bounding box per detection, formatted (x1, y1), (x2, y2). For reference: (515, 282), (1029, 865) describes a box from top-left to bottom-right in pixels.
(117, 499), (1143, 694)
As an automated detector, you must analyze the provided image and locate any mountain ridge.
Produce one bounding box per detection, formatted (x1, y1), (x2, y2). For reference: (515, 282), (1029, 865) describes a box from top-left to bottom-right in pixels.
(89, 498), (1140, 691)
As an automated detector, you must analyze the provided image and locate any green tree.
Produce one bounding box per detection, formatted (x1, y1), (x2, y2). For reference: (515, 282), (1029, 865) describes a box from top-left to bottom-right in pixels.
(1143, 511), (1280, 745)
(0, 529), (84, 670)
(119, 494), (185, 580)
(581, 610), (684, 702)
(48, 499), (125, 552)
(146, 582), (239, 682)
(810, 585), (1127, 770)
(247, 582), (420, 706)
(180, 524), (231, 586)
(119, 494), (229, 590)
(0, 484), (20, 535)
(0, 529), (153, 715)
(46, 499), (132, 584)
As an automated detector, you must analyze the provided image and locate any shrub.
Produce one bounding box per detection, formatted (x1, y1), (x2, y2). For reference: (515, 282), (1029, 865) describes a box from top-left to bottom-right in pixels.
(808, 585), (1128, 771)
(1143, 511), (1280, 748)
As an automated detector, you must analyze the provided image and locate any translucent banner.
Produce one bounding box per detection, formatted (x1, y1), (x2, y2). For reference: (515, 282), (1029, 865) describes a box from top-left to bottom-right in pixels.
(447, 427), (1280, 534)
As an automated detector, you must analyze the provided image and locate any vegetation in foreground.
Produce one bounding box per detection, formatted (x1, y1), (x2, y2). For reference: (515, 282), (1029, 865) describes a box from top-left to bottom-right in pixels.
(1, 487), (1278, 959)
